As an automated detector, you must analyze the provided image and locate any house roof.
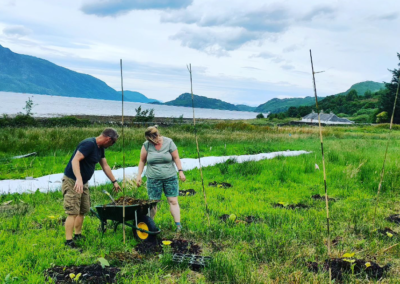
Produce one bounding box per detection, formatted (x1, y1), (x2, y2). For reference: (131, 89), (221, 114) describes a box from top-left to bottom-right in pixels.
(302, 111), (353, 123)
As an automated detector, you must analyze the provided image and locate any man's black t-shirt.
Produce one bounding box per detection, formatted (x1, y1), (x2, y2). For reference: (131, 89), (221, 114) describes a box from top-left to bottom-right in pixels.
(64, 137), (105, 184)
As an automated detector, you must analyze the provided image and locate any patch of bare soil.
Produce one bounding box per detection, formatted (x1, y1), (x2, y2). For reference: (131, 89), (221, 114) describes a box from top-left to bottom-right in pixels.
(273, 203), (310, 209)
(46, 265), (120, 284)
(106, 251), (143, 264)
(386, 214), (400, 224)
(179, 189), (197, 196)
(134, 239), (202, 255)
(311, 194), (336, 202)
(208, 181), (232, 188)
(378, 227), (398, 237)
(307, 259), (390, 281)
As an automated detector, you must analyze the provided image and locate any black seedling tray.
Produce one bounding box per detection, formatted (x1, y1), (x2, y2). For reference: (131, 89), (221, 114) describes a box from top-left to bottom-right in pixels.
(172, 253), (212, 270)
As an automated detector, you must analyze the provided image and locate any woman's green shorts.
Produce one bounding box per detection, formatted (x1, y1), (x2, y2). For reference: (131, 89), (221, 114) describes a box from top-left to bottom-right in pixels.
(147, 176), (179, 200)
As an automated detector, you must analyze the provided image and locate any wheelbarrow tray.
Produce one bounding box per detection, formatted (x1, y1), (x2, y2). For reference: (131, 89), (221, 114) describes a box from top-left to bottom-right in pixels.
(94, 201), (159, 223)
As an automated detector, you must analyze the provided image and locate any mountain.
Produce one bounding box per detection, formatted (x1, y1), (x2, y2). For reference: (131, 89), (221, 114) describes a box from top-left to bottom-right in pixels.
(255, 97), (317, 114)
(0, 44), (120, 100)
(164, 93), (241, 111)
(122, 91), (160, 103)
(342, 81), (384, 96)
(236, 104), (257, 112)
(255, 81), (385, 114)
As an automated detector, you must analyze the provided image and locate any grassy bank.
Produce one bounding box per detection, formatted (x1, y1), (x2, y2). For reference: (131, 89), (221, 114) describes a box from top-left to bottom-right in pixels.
(1, 123), (400, 283)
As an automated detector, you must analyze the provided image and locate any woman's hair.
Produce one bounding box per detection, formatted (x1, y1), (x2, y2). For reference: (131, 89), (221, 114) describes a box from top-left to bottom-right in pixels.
(145, 125), (159, 144)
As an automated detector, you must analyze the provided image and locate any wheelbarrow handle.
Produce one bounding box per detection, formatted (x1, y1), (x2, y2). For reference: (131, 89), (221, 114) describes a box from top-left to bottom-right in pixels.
(90, 208), (101, 220)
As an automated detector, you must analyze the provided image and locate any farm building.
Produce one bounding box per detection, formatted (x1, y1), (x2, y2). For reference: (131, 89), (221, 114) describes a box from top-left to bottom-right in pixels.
(300, 110), (354, 125)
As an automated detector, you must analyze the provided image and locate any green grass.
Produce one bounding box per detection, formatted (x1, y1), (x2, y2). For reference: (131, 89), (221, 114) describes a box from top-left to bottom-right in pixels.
(1, 124), (400, 283)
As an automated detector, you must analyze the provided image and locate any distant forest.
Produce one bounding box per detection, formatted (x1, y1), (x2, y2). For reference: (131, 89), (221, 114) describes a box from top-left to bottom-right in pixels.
(268, 53), (400, 124)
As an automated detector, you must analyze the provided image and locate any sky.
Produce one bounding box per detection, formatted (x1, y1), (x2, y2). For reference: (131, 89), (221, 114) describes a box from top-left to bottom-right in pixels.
(0, 0), (399, 106)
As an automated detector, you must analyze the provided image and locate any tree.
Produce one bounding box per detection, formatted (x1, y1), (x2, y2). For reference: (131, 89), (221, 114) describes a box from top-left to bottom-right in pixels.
(364, 90), (373, 99)
(346, 89), (358, 102)
(379, 53), (400, 124)
(134, 106), (155, 122)
(256, 113), (264, 119)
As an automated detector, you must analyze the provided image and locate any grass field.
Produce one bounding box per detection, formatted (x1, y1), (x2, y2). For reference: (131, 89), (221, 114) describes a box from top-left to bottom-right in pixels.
(1, 123), (400, 283)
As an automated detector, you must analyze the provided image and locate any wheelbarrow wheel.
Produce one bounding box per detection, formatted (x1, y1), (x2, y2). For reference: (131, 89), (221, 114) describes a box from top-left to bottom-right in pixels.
(133, 215), (157, 243)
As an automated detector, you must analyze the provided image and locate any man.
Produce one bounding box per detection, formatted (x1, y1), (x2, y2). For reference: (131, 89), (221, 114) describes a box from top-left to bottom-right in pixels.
(62, 128), (121, 248)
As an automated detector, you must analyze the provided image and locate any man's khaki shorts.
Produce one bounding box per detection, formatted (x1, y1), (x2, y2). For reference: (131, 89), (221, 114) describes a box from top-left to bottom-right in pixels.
(62, 175), (90, 215)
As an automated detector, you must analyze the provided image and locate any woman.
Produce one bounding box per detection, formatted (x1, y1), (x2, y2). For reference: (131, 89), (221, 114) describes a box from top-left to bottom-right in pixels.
(136, 126), (186, 232)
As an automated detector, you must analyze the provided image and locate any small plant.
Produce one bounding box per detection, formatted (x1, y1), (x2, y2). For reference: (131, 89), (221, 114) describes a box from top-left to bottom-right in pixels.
(97, 257), (110, 269)
(23, 96), (36, 116)
(133, 106), (155, 122)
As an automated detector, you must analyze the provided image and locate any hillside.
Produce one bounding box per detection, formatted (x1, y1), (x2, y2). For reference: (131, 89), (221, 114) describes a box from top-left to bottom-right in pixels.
(164, 93), (241, 111)
(255, 81), (385, 114)
(122, 91), (160, 103)
(255, 97), (317, 114)
(0, 45), (120, 100)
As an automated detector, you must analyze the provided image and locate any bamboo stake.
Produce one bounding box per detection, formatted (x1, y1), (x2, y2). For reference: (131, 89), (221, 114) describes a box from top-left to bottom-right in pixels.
(309, 50), (331, 283)
(187, 64), (210, 226)
(120, 59), (126, 244)
(374, 75), (400, 225)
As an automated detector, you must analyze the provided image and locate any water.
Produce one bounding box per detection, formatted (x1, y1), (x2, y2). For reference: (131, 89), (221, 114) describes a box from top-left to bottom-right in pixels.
(0, 92), (265, 119)
(0, 151), (310, 194)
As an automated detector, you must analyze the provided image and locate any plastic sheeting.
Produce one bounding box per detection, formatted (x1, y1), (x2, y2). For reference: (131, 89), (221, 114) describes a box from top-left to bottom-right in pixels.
(0, 150), (310, 195)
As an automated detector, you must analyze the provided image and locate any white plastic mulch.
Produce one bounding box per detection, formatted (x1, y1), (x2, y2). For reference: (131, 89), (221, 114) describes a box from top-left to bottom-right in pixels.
(0, 150), (310, 195)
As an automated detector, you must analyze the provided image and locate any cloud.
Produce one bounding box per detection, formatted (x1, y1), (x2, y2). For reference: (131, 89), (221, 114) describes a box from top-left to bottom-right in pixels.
(242, 66), (263, 71)
(162, 4), (291, 33)
(369, 12), (398, 21)
(301, 5), (336, 21)
(3, 25), (32, 37)
(250, 51), (275, 59)
(81, 0), (193, 17)
(283, 44), (302, 53)
(170, 27), (262, 56)
(281, 64), (295, 70)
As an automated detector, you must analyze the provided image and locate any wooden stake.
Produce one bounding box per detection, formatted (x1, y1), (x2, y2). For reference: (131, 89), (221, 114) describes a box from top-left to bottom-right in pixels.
(310, 50), (331, 283)
(187, 64), (210, 226)
(374, 76), (400, 225)
(120, 59), (126, 244)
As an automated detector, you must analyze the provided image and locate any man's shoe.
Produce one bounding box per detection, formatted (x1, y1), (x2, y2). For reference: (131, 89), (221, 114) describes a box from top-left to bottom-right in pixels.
(65, 240), (79, 249)
(73, 234), (85, 241)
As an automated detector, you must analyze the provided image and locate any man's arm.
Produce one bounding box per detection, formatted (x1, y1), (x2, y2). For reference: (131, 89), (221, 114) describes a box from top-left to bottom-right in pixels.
(99, 158), (121, 192)
(72, 151), (85, 193)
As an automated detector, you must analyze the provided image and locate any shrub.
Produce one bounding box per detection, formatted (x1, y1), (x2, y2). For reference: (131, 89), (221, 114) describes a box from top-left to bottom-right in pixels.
(376, 111), (389, 123)
(134, 106), (155, 122)
(256, 113), (264, 119)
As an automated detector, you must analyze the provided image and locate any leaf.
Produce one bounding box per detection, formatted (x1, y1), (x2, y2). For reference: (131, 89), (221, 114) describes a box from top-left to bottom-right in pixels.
(97, 257), (110, 268)
(48, 216), (55, 219)
(365, 262), (371, 268)
(74, 273), (82, 281)
(342, 253), (355, 258)
(162, 241), (172, 245)
(2, 200), (13, 205)
(386, 232), (393, 238)
(186, 192), (190, 195)
(69, 273), (75, 279)
(343, 259), (355, 263)
(278, 202), (285, 205)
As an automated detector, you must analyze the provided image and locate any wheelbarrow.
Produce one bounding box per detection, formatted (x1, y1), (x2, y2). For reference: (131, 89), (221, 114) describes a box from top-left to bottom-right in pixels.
(90, 200), (161, 242)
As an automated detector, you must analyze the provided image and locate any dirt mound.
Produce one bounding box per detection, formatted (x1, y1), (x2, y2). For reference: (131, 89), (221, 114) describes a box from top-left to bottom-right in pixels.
(386, 214), (400, 224)
(134, 239), (201, 255)
(273, 203), (310, 209)
(378, 227), (398, 237)
(46, 264), (120, 284)
(209, 181), (232, 188)
(171, 239), (202, 254)
(308, 259), (390, 281)
(311, 194), (336, 201)
(179, 189), (197, 196)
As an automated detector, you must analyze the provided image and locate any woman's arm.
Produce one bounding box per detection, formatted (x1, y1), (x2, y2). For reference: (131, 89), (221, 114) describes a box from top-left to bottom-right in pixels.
(171, 149), (186, 182)
(136, 146), (147, 186)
